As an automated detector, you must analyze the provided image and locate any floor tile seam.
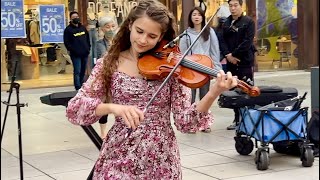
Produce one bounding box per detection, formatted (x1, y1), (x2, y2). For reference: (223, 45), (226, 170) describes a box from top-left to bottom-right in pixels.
(49, 167), (93, 176)
(34, 112), (74, 128)
(178, 142), (237, 159)
(182, 166), (222, 180)
(10, 174), (56, 180)
(67, 149), (98, 161)
(221, 169), (277, 180)
(178, 142), (234, 153)
(185, 161), (246, 169)
(1, 151), (57, 180)
(15, 149), (75, 157)
(270, 166), (316, 172)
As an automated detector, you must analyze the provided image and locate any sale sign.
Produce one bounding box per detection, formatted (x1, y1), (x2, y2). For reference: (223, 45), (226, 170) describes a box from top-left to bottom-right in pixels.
(1, 0), (26, 38)
(39, 5), (65, 43)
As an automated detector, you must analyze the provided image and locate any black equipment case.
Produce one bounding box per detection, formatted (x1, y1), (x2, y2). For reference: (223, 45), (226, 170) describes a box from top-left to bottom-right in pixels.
(218, 86), (298, 109)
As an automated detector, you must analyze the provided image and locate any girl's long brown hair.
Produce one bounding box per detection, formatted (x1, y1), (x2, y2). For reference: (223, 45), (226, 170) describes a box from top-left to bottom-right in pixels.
(100, 0), (177, 101)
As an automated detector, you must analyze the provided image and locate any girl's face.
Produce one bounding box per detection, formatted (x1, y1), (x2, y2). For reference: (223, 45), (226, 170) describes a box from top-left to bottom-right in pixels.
(191, 10), (203, 26)
(129, 15), (163, 54)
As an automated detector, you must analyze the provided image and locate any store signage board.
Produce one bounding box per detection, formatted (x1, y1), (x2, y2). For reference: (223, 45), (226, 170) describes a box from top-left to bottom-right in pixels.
(1, 0), (26, 38)
(39, 5), (65, 43)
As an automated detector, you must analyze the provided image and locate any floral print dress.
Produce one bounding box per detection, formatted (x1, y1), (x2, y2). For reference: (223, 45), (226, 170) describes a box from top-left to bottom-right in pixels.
(66, 59), (213, 180)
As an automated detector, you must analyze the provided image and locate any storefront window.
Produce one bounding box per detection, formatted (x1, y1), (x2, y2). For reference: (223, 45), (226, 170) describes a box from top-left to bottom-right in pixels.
(256, 0), (298, 70)
(1, 0), (73, 89)
(90, 0), (137, 26)
(193, 0), (247, 27)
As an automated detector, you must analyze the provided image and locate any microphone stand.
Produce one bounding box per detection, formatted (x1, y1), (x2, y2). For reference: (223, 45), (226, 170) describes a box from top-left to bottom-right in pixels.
(143, 7), (220, 113)
(1, 44), (27, 180)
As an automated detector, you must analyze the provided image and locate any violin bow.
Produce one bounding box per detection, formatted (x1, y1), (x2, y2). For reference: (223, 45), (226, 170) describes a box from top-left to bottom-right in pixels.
(143, 7), (221, 113)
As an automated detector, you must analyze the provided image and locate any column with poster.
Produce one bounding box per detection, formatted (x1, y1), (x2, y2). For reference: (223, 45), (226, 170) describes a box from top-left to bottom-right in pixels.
(39, 5), (65, 43)
(1, 0), (26, 38)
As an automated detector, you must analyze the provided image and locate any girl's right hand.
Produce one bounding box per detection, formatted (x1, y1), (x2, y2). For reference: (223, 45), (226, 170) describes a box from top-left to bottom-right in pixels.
(111, 104), (144, 129)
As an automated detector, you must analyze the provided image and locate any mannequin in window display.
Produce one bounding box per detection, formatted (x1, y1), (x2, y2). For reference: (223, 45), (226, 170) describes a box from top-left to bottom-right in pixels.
(87, 7), (98, 69)
(29, 11), (40, 45)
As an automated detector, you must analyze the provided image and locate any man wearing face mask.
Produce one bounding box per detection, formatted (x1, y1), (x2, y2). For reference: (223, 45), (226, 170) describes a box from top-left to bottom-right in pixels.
(96, 16), (117, 60)
(63, 11), (91, 90)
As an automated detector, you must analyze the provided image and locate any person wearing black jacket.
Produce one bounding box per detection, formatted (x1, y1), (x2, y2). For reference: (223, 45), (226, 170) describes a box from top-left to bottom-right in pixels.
(63, 11), (91, 90)
(214, 16), (228, 73)
(220, 0), (255, 130)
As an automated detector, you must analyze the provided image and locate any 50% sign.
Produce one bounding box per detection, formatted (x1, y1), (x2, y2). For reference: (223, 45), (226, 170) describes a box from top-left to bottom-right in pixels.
(41, 16), (63, 34)
(1, 11), (23, 28)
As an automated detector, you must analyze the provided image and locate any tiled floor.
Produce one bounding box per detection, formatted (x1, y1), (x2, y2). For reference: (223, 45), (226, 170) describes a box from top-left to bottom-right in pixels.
(1, 70), (319, 180)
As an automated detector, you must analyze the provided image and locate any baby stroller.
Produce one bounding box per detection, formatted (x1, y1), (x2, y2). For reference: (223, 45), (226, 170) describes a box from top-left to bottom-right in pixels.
(234, 92), (315, 170)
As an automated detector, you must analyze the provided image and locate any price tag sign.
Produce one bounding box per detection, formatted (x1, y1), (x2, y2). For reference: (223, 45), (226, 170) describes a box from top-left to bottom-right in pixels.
(1, 0), (26, 38)
(39, 5), (65, 43)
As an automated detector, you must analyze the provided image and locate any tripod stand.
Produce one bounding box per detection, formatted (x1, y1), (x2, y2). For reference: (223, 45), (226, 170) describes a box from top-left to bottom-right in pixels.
(1, 48), (27, 180)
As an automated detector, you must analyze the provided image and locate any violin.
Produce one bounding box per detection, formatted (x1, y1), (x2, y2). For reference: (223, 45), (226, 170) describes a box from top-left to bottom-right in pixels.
(138, 40), (260, 97)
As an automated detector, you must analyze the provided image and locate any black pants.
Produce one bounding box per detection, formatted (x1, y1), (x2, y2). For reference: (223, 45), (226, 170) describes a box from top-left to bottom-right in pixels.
(99, 115), (108, 124)
(191, 81), (210, 104)
(228, 66), (254, 123)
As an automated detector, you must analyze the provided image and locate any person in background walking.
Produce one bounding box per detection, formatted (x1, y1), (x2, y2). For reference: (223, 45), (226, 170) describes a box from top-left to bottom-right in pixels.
(63, 11), (91, 90)
(179, 7), (221, 133)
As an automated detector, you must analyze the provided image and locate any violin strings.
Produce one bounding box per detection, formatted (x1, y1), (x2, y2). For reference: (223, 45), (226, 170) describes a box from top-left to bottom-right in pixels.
(166, 52), (244, 85)
(172, 52), (221, 77)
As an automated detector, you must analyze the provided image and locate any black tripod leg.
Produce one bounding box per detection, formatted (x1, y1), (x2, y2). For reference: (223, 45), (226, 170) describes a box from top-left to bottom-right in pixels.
(80, 125), (102, 180)
(15, 83), (24, 180)
(81, 125), (102, 150)
(1, 50), (26, 180)
(87, 166), (95, 180)
(1, 52), (20, 144)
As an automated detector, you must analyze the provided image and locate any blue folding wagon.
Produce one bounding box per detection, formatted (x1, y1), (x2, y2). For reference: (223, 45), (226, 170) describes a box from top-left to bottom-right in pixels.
(234, 93), (315, 170)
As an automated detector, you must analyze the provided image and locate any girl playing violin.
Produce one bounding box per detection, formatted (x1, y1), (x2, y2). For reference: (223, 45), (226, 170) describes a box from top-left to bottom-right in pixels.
(66, 0), (237, 179)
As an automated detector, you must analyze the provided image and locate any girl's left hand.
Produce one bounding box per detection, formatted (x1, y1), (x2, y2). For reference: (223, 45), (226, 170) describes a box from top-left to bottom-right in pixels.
(212, 70), (237, 93)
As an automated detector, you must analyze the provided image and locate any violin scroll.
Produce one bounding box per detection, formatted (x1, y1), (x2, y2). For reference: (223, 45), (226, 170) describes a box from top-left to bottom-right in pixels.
(237, 80), (261, 97)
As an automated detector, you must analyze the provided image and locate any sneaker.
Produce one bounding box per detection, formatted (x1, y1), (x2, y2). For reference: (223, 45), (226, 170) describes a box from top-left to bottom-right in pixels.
(58, 70), (66, 74)
(201, 127), (212, 133)
(226, 123), (238, 130)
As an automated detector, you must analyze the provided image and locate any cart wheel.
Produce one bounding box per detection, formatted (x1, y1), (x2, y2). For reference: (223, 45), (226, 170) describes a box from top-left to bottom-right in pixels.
(256, 150), (269, 170)
(301, 148), (314, 167)
(235, 137), (254, 155)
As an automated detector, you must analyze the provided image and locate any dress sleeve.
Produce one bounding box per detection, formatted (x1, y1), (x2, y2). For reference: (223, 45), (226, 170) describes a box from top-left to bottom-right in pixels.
(170, 78), (214, 133)
(66, 58), (106, 126)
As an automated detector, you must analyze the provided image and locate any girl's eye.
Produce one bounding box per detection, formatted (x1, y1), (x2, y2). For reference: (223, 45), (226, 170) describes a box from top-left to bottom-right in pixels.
(137, 30), (143, 34)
